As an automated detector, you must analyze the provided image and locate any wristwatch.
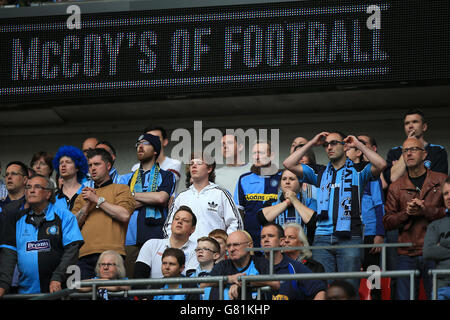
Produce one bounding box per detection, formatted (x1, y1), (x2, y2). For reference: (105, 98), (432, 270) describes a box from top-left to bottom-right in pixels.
(96, 197), (106, 208)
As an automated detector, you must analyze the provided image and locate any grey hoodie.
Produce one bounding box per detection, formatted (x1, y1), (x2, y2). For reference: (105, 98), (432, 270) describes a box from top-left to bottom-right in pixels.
(423, 210), (450, 289)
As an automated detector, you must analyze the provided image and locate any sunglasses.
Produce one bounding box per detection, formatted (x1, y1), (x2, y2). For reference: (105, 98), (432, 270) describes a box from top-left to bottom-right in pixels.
(322, 140), (345, 148)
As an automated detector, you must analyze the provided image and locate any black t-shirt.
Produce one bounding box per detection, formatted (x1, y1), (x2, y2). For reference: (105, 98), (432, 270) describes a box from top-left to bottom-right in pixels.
(409, 171), (427, 192)
(384, 143), (448, 185)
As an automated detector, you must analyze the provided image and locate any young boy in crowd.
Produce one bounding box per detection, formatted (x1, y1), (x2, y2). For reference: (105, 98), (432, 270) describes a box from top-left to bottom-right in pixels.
(208, 229), (228, 263)
(190, 237), (221, 277)
(151, 248), (199, 300)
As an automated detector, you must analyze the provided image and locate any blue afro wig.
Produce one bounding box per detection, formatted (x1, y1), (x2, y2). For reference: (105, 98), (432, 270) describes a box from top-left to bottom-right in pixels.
(53, 145), (89, 183)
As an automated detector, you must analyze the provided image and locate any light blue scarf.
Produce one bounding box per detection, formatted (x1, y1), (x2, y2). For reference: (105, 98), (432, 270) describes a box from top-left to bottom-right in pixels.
(317, 159), (355, 233)
(275, 189), (303, 226)
(131, 163), (161, 223)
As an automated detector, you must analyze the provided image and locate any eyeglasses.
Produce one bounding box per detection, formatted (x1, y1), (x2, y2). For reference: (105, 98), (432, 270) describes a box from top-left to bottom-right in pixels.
(25, 184), (51, 191)
(99, 263), (116, 268)
(135, 141), (151, 148)
(195, 247), (217, 253)
(293, 144), (306, 152)
(322, 140), (345, 148)
(4, 172), (25, 178)
(226, 241), (251, 249)
(402, 147), (424, 154)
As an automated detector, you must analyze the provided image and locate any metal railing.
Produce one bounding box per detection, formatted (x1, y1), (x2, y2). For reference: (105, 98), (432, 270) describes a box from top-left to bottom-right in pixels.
(239, 270), (420, 300)
(429, 269), (450, 300)
(252, 242), (413, 274)
(7, 276), (228, 301)
(4, 242), (431, 301)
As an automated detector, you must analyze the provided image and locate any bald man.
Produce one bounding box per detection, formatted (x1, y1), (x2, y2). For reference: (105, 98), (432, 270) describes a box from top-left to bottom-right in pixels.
(82, 137), (99, 158)
(201, 230), (279, 300)
(383, 137), (447, 300)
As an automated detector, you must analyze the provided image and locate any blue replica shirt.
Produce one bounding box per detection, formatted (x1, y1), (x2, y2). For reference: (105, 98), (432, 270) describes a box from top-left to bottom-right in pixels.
(120, 166), (175, 245)
(361, 179), (385, 237)
(1, 203), (83, 294)
(234, 171), (281, 246)
(207, 255), (270, 300)
(189, 267), (212, 300)
(53, 185), (83, 212)
(300, 161), (374, 237)
(272, 255), (326, 300)
(152, 284), (187, 300)
(152, 276), (200, 300)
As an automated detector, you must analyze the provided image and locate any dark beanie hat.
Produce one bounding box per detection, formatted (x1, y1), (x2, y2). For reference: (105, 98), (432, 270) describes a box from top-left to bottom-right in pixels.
(137, 133), (161, 158)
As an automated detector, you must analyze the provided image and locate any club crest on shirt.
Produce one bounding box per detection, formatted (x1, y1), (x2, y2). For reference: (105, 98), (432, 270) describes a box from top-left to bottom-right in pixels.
(46, 225), (59, 236)
(26, 239), (51, 252)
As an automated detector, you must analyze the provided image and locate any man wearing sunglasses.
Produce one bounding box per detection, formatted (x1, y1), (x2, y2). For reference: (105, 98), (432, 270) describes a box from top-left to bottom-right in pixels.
(0, 174), (83, 297)
(283, 131), (387, 292)
(290, 136), (309, 155)
(119, 133), (176, 278)
(383, 137), (447, 300)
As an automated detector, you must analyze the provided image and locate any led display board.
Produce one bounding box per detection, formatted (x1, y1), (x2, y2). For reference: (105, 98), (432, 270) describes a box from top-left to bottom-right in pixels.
(0, 0), (449, 104)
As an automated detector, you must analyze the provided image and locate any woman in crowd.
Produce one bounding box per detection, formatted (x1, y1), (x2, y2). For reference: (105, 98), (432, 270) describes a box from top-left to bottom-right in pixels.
(30, 151), (54, 178)
(79, 250), (130, 300)
(257, 169), (317, 245)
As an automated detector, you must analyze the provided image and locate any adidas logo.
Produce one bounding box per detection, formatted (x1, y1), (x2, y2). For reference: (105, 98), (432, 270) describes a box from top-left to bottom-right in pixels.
(208, 201), (218, 209)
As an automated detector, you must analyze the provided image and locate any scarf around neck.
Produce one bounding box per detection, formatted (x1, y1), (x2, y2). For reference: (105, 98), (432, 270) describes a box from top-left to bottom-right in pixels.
(276, 189), (304, 226)
(317, 158), (356, 233)
(130, 163), (161, 222)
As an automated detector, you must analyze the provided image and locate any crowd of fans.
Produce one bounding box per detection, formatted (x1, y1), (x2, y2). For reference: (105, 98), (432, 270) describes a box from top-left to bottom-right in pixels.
(0, 108), (449, 301)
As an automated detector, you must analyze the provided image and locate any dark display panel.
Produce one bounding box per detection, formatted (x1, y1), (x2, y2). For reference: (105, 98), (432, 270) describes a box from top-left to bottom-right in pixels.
(0, 0), (449, 104)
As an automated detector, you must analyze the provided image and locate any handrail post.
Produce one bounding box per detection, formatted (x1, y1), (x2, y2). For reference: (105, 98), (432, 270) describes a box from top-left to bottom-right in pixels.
(241, 277), (247, 301)
(92, 284), (97, 301)
(219, 278), (224, 301)
(432, 271), (437, 300)
(269, 250), (274, 275)
(409, 271), (415, 300)
(381, 246), (386, 271)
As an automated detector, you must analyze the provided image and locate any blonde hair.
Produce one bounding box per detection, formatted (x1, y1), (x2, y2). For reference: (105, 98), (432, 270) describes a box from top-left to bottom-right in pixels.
(283, 223), (312, 260)
(95, 250), (126, 279)
(208, 229), (228, 242)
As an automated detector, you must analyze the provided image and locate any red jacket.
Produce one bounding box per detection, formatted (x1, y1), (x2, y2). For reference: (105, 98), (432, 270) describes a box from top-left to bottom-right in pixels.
(383, 169), (447, 256)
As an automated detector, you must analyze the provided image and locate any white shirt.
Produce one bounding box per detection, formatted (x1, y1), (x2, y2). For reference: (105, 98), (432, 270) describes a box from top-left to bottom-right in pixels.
(135, 238), (198, 279)
(214, 163), (252, 196)
(163, 183), (243, 242)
